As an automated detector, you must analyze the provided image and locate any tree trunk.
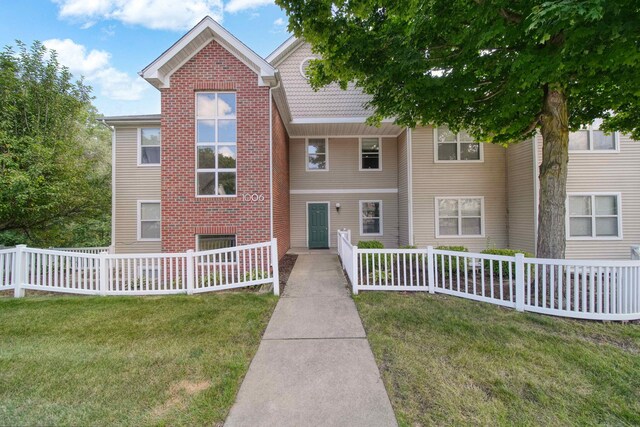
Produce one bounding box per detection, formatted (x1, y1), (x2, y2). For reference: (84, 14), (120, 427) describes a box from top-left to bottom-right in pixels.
(536, 84), (569, 259)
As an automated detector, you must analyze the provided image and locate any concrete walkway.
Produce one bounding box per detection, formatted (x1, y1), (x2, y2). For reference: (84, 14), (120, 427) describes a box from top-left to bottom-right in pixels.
(225, 254), (397, 427)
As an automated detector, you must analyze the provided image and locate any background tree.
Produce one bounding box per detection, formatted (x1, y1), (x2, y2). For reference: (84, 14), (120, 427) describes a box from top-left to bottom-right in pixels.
(276, 0), (640, 258)
(0, 41), (111, 247)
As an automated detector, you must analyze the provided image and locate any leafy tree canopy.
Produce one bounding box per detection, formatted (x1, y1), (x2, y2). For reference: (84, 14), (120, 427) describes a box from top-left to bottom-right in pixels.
(0, 41), (111, 247)
(278, 0), (640, 140)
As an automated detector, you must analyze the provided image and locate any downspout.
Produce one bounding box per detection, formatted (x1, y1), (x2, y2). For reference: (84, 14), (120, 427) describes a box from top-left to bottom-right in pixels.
(407, 127), (414, 246)
(269, 79), (281, 240)
(101, 119), (116, 252)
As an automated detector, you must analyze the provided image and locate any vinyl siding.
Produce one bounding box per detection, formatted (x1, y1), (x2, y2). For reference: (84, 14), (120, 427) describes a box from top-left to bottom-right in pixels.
(411, 125), (509, 252)
(397, 129), (410, 246)
(506, 139), (536, 253)
(276, 42), (373, 118)
(290, 194), (399, 248)
(289, 137), (398, 190)
(535, 133), (640, 259)
(114, 126), (161, 253)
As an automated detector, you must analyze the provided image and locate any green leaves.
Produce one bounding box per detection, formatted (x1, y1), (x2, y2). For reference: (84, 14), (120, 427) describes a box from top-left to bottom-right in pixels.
(0, 41), (111, 247)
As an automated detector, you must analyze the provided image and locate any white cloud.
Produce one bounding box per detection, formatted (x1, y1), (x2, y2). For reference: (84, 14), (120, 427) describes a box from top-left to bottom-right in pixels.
(225, 0), (273, 14)
(43, 38), (148, 101)
(53, 0), (223, 30)
(271, 17), (287, 34)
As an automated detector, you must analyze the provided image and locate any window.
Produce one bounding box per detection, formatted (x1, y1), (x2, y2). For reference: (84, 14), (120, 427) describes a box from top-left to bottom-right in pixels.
(360, 137), (381, 170)
(196, 92), (237, 196)
(436, 197), (483, 237)
(139, 128), (160, 165)
(138, 202), (160, 240)
(360, 201), (382, 235)
(306, 138), (327, 171)
(569, 120), (617, 151)
(197, 235), (237, 263)
(435, 126), (482, 162)
(568, 194), (621, 238)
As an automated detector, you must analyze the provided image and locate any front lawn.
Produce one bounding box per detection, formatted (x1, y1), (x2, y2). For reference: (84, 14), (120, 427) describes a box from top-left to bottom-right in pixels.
(0, 293), (277, 426)
(355, 292), (640, 426)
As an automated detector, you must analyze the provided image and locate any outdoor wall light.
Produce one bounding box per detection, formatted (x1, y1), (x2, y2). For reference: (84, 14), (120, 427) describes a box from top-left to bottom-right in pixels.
(335, 202), (341, 212)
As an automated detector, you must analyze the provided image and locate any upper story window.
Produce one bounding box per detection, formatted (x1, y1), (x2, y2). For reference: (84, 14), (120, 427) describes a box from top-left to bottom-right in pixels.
(360, 137), (381, 170)
(138, 201), (161, 241)
(306, 138), (327, 171)
(360, 201), (383, 236)
(435, 126), (482, 162)
(436, 197), (483, 237)
(568, 194), (621, 239)
(139, 128), (160, 165)
(569, 121), (618, 152)
(196, 92), (237, 197)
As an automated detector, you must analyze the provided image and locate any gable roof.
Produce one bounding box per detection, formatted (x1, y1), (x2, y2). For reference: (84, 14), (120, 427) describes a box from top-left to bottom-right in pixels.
(266, 36), (303, 66)
(140, 16), (277, 88)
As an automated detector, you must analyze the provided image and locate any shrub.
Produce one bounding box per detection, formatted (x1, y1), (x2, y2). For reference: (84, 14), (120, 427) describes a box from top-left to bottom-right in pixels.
(396, 245), (424, 266)
(434, 246), (468, 277)
(357, 240), (386, 271)
(244, 269), (268, 282)
(367, 268), (393, 284)
(480, 249), (533, 277)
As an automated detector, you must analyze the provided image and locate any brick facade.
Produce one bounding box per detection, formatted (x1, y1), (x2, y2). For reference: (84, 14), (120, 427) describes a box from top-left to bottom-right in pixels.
(272, 100), (291, 258)
(160, 40), (272, 252)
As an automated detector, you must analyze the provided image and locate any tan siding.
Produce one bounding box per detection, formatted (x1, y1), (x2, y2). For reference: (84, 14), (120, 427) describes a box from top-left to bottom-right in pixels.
(290, 137), (398, 190)
(411, 125), (509, 252)
(277, 43), (373, 118)
(290, 194), (399, 248)
(506, 139), (536, 253)
(114, 126), (161, 253)
(535, 133), (640, 259)
(397, 129), (409, 246)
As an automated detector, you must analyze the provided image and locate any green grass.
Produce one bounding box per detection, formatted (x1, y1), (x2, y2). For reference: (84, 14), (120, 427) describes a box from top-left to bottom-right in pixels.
(0, 293), (277, 426)
(355, 292), (640, 426)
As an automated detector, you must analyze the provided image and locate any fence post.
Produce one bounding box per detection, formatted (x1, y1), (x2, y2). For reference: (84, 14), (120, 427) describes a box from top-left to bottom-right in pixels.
(346, 229), (351, 244)
(427, 246), (435, 294)
(186, 249), (194, 295)
(352, 246), (359, 295)
(108, 245), (115, 254)
(515, 253), (525, 312)
(14, 244), (26, 298)
(99, 252), (108, 296)
(271, 238), (280, 296)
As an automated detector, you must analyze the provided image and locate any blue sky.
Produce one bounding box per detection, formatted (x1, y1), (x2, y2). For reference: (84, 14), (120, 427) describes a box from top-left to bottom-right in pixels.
(0, 1), (291, 116)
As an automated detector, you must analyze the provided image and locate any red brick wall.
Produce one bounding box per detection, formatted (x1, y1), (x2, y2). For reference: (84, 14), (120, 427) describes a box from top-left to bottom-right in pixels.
(160, 40), (271, 252)
(272, 100), (290, 259)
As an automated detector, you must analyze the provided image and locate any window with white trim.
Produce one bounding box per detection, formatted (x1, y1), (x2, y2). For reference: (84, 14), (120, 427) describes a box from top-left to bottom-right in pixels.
(139, 128), (160, 165)
(436, 197), (483, 237)
(569, 120), (617, 151)
(197, 235), (236, 251)
(435, 126), (482, 162)
(196, 92), (237, 196)
(360, 137), (381, 170)
(306, 138), (327, 170)
(568, 194), (621, 238)
(138, 202), (160, 240)
(360, 201), (382, 235)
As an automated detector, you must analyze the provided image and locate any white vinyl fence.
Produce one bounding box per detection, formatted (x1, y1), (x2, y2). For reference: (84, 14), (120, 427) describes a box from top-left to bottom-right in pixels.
(337, 230), (640, 321)
(0, 240), (279, 297)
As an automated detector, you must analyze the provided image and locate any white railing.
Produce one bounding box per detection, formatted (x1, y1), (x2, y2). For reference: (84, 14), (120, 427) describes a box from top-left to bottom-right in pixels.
(52, 246), (114, 254)
(1, 240), (279, 297)
(337, 231), (640, 321)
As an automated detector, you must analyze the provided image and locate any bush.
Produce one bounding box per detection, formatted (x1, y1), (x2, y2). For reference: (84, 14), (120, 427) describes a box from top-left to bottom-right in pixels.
(480, 249), (533, 277)
(434, 246), (468, 277)
(396, 245), (424, 266)
(357, 240), (386, 271)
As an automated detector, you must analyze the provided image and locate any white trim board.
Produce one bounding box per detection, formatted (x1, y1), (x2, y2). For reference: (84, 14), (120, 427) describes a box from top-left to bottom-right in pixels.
(291, 189), (398, 194)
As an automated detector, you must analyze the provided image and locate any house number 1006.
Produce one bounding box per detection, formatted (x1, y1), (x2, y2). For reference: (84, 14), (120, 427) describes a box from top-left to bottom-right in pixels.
(242, 193), (265, 202)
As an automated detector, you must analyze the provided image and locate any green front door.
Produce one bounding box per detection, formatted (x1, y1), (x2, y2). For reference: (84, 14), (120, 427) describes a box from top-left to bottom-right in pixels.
(308, 203), (329, 249)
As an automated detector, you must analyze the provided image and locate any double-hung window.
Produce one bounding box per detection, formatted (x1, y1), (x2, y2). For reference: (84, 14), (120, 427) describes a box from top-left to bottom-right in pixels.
(306, 138), (327, 170)
(138, 201), (161, 240)
(360, 201), (382, 235)
(196, 92), (237, 196)
(569, 120), (618, 152)
(360, 137), (381, 170)
(568, 194), (621, 238)
(139, 128), (160, 165)
(435, 126), (482, 162)
(436, 197), (483, 237)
